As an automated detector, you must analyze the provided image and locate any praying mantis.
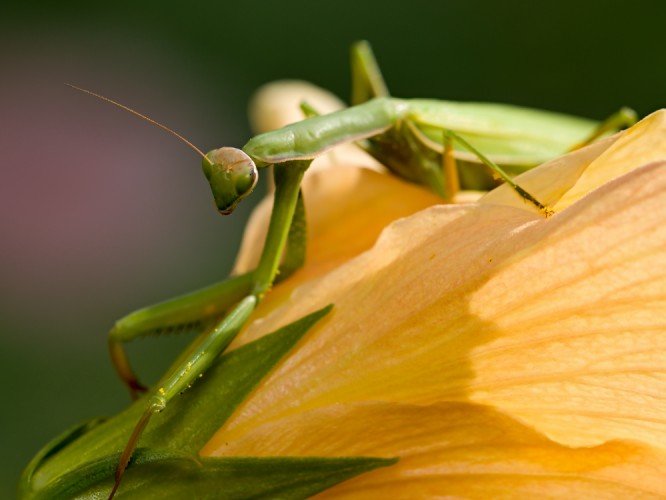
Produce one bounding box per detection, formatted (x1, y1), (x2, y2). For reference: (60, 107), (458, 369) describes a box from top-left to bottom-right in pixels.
(81, 41), (635, 498)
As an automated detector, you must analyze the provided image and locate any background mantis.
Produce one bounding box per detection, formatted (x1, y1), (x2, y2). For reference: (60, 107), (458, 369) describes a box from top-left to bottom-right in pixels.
(66, 41), (636, 498)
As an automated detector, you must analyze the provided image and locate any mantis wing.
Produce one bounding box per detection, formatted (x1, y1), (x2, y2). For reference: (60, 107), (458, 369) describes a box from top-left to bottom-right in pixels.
(407, 99), (600, 168)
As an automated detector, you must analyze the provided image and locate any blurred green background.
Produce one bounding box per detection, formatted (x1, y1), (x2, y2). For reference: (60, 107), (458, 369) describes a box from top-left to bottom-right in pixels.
(1, 0), (664, 496)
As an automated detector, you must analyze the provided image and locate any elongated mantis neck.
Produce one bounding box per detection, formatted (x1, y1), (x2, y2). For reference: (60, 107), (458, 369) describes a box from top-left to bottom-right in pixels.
(253, 160), (311, 298)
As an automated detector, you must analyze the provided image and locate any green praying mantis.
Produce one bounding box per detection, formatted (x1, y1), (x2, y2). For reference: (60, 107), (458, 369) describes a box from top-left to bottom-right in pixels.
(74, 41), (636, 499)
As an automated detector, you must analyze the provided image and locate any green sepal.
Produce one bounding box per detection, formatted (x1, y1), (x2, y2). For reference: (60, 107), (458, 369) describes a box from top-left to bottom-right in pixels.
(18, 417), (107, 499)
(20, 304), (398, 499)
(35, 449), (397, 500)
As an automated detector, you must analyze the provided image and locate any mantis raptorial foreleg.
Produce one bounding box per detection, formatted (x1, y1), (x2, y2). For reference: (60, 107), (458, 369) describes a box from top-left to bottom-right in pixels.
(275, 190), (307, 284)
(109, 184), (307, 399)
(109, 159), (310, 498)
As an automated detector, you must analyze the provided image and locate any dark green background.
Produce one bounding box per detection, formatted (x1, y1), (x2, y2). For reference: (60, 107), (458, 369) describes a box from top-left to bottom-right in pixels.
(1, 1), (663, 496)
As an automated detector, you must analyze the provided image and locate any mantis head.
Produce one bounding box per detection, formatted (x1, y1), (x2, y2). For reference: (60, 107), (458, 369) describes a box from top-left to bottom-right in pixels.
(202, 147), (259, 214)
(64, 85), (260, 216)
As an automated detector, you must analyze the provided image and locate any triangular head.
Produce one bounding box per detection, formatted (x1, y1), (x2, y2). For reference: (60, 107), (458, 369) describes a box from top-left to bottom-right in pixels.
(202, 147), (259, 214)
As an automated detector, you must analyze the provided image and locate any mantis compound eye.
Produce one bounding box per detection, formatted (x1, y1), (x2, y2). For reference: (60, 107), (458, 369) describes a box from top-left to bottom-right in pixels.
(202, 147), (258, 214)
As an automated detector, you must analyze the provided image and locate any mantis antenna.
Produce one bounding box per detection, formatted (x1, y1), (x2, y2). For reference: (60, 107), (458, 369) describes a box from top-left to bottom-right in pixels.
(65, 83), (213, 166)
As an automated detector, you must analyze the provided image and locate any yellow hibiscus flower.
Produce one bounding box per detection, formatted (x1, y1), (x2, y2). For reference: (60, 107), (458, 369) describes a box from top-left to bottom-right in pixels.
(201, 83), (666, 497)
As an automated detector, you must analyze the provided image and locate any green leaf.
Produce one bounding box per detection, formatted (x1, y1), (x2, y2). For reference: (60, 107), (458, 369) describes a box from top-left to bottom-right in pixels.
(18, 417), (107, 499)
(35, 450), (397, 500)
(25, 305), (385, 499)
(143, 303), (334, 452)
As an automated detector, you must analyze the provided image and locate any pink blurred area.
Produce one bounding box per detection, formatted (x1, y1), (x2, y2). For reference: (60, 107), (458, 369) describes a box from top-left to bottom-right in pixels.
(0, 30), (251, 347)
(0, 26), (257, 496)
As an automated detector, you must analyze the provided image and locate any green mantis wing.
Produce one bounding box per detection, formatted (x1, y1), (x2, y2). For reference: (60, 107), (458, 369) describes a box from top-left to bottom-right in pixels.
(406, 99), (599, 168)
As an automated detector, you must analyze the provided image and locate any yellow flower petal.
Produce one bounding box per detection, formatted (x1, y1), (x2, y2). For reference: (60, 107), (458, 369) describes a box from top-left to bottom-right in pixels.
(481, 110), (666, 214)
(480, 135), (618, 214)
(205, 402), (666, 498)
(248, 80), (346, 134)
(221, 84), (666, 492)
(467, 161), (666, 448)
(210, 161), (666, 454)
(555, 110), (666, 210)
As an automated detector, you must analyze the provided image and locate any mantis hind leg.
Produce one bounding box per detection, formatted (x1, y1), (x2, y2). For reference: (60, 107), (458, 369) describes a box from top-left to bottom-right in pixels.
(570, 106), (638, 150)
(444, 130), (553, 217)
(350, 40), (390, 105)
(406, 124), (551, 215)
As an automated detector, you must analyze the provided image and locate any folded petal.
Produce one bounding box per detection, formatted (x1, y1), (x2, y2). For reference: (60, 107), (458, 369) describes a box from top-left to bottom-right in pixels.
(555, 110), (666, 210)
(481, 110), (666, 214)
(205, 402), (666, 499)
(480, 135), (618, 214)
(212, 162), (666, 454)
